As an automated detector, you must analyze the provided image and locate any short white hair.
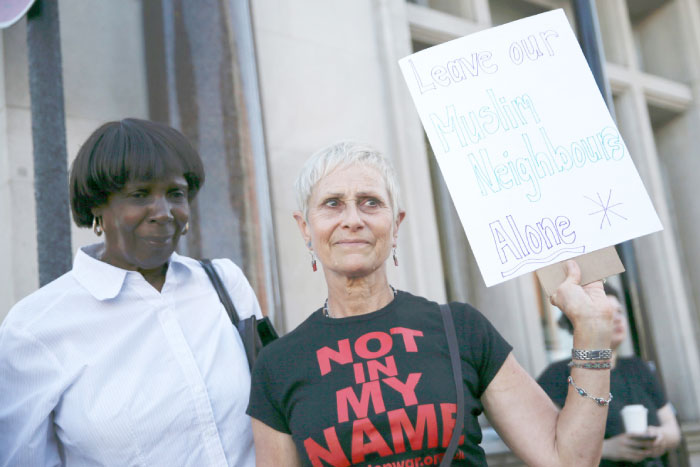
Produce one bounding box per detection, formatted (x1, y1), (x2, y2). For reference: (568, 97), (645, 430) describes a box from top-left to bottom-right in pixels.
(294, 141), (402, 221)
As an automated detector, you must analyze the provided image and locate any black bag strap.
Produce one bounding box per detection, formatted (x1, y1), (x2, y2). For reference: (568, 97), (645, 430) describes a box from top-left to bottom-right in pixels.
(200, 259), (240, 326)
(440, 303), (464, 467)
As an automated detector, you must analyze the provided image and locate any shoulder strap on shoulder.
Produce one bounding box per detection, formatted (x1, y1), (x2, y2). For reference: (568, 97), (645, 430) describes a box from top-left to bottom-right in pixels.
(440, 303), (465, 467)
(200, 259), (240, 326)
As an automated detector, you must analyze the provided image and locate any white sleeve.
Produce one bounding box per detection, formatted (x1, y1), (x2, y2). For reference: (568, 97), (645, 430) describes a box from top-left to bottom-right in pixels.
(212, 258), (263, 320)
(0, 325), (66, 467)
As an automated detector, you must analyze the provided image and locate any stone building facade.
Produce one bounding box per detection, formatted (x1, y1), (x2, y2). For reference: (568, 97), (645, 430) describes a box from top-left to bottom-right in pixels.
(1, 0), (699, 464)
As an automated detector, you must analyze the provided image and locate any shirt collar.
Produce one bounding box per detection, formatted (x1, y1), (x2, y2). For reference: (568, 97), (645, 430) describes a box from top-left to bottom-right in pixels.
(168, 251), (193, 280)
(72, 244), (128, 300)
(168, 251), (189, 269)
(72, 244), (192, 300)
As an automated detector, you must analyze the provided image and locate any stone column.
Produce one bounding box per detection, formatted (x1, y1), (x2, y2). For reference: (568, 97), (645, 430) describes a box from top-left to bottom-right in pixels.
(608, 0), (700, 423)
(26, 0), (72, 286)
(143, 0), (282, 322)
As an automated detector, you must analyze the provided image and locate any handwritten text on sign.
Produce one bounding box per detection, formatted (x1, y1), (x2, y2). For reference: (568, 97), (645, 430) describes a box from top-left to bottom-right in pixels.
(399, 10), (661, 286)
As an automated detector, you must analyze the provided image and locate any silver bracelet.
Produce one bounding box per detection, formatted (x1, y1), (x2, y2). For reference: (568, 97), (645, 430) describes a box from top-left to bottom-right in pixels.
(568, 376), (613, 406)
(572, 348), (612, 361)
(568, 360), (612, 370)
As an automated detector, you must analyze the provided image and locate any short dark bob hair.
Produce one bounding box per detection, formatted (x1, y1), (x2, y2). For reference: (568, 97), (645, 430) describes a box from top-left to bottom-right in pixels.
(70, 118), (205, 227)
(557, 283), (621, 334)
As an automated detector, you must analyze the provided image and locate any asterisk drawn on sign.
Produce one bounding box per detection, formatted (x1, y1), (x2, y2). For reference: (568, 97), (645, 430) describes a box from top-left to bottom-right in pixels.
(585, 189), (628, 229)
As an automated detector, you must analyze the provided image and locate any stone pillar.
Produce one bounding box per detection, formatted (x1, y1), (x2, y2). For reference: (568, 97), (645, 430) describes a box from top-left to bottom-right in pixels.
(0, 31), (16, 319)
(143, 0), (282, 321)
(1, 19), (40, 320)
(26, 0), (71, 286)
(612, 39), (700, 426)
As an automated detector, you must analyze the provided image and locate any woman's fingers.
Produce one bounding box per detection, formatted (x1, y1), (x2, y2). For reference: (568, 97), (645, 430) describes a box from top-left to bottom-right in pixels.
(549, 260), (583, 310)
(549, 260), (612, 344)
(563, 259), (581, 285)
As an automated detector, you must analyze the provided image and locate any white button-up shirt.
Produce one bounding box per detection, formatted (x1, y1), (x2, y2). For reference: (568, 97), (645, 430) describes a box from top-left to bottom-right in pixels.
(0, 244), (261, 466)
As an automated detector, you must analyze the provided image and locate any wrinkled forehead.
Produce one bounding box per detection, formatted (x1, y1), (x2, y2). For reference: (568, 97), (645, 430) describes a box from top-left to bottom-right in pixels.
(312, 164), (389, 198)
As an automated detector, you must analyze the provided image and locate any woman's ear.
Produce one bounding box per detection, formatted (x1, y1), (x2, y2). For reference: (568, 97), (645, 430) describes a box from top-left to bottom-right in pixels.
(91, 206), (103, 218)
(293, 211), (312, 247)
(393, 210), (406, 242)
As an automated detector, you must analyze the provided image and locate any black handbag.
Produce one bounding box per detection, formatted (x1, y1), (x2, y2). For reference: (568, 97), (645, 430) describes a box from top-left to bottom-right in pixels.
(200, 259), (278, 370)
(440, 303), (464, 467)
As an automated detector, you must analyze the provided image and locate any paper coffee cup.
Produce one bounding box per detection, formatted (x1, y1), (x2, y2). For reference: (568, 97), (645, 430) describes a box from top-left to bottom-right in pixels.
(621, 404), (648, 434)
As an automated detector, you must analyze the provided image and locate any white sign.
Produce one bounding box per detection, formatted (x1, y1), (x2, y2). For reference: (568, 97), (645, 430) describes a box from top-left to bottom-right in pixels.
(399, 9), (661, 287)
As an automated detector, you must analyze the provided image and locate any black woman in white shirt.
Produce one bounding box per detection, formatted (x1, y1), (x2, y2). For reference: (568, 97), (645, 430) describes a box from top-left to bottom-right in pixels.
(0, 119), (260, 467)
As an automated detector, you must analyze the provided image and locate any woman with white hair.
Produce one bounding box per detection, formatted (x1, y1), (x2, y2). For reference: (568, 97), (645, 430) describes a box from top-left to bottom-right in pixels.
(247, 142), (614, 466)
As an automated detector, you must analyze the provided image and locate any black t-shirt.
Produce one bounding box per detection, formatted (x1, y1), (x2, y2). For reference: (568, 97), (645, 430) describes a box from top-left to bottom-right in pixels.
(248, 291), (512, 466)
(537, 356), (667, 467)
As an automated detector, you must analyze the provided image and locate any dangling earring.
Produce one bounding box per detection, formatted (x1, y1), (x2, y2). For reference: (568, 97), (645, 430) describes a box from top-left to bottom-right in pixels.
(310, 250), (317, 272)
(93, 216), (103, 236)
(393, 247), (398, 267)
(182, 222), (189, 235)
(307, 241), (317, 272)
